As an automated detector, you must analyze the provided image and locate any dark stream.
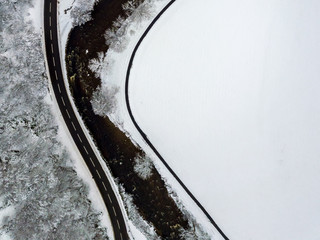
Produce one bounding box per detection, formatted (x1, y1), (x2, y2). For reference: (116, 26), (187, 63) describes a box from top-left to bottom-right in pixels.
(65, 0), (191, 238)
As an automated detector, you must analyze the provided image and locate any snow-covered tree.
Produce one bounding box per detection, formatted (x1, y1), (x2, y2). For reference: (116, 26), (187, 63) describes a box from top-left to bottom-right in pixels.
(122, 1), (138, 15)
(88, 52), (106, 78)
(129, 0), (154, 22)
(104, 0), (155, 53)
(104, 27), (129, 53)
(91, 86), (119, 117)
(133, 155), (154, 180)
(70, 0), (97, 26)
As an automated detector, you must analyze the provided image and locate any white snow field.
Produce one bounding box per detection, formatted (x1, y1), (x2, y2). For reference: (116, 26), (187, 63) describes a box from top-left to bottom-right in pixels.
(128, 0), (320, 239)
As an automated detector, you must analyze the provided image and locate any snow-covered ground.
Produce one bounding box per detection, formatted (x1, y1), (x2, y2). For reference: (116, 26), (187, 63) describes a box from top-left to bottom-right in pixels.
(128, 0), (320, 239)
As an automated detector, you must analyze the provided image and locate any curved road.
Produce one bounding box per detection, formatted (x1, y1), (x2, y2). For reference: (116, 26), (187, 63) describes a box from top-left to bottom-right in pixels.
(43, 1), (128, 239)
(125, 1), (230, 239)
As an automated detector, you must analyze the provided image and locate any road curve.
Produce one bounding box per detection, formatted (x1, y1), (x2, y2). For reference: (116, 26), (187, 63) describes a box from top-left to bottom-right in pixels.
(43, 1), (128, 239)
(125, 1), (230, 239)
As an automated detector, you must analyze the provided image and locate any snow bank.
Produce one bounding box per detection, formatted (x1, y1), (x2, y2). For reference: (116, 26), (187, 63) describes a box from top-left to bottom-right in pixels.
(129, 0), (320, 239)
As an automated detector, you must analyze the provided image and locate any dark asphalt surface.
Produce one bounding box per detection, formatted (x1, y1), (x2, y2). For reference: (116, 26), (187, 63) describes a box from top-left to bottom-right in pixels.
(125, 0), (229, 239)
(43, 1), (128, 239)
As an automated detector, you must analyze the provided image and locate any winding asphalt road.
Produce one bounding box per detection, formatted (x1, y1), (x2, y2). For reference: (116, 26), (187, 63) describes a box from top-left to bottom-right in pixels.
(125, 1), (230, 239)
(43, 1), (128, 239)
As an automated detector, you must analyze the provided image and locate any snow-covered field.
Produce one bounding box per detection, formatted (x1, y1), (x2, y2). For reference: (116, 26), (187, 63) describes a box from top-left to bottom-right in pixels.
(128, 0), (320, 239)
